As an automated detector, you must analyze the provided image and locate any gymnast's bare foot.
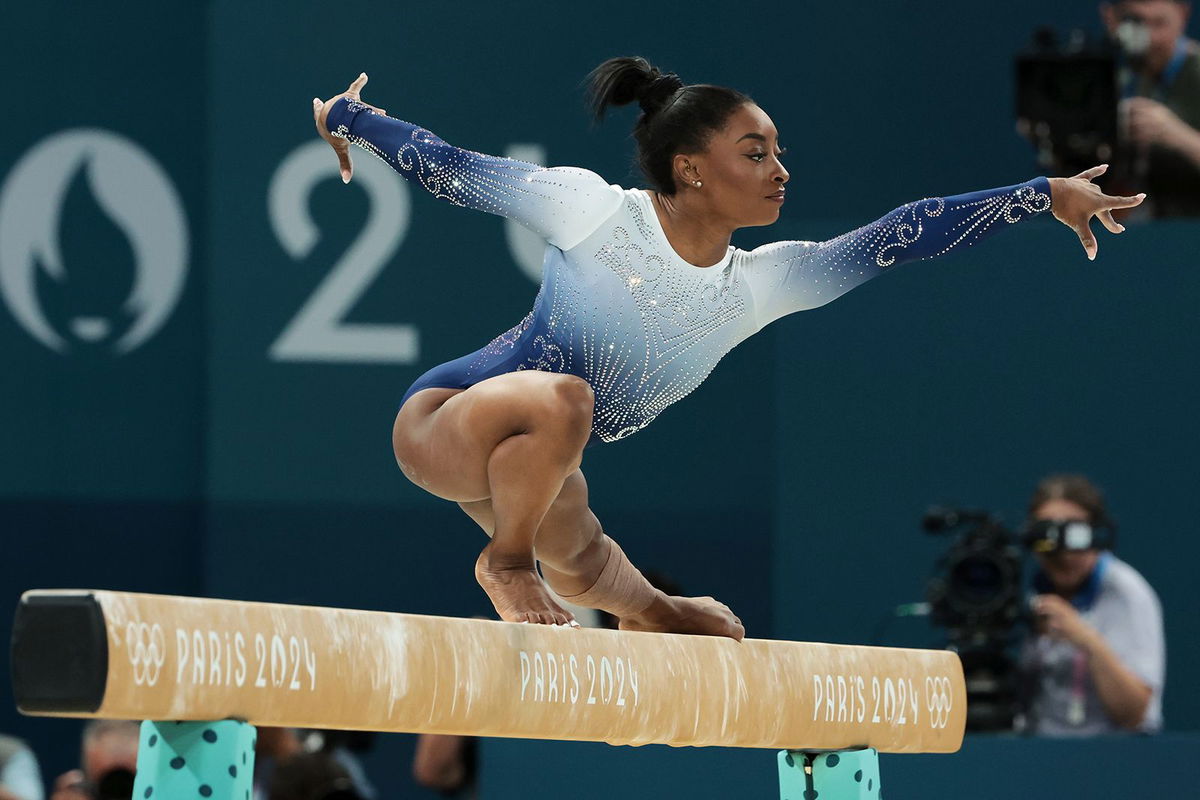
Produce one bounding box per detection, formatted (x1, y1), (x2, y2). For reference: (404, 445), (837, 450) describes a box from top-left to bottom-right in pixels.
(620, 595), (745, 641)
(475, 544), (577, 626)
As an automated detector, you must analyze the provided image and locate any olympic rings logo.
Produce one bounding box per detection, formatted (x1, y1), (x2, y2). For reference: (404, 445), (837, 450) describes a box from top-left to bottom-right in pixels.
(925, 676), (954, 729)
(125, 622), (165, 687)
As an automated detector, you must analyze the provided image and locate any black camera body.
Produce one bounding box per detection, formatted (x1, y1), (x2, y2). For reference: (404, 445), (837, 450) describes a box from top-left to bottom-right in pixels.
(925, 509), (1026, 640)
(922, 507), (1030, 732)
(1016, 28), (1120, 174)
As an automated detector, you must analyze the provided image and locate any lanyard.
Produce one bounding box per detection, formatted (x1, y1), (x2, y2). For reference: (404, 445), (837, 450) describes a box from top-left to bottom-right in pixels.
(1068, 650), (1089, 725)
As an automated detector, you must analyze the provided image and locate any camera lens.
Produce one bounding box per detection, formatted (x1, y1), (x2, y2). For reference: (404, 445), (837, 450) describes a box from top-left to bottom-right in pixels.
(96, 768), (136, 800)
(951, 555), (1003, 606)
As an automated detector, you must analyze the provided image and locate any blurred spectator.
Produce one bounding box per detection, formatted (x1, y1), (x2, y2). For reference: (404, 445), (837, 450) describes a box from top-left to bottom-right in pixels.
(412, 735), (477, 798)
(0, 734), (44, 800)
(253, 727), (302, 800)
(1017, 474), (1165, 735)
(267, 750), (361, 800)
(295, 731), (376, 800)
(1103, 0), (1200, 216)
(49, 720), (138, 800)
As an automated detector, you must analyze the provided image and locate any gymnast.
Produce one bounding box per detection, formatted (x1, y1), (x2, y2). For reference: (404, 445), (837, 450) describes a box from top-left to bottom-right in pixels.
(311, 59), (1144, 639)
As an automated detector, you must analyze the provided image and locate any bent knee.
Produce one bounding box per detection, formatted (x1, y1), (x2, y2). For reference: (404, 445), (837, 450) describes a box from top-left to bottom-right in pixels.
(550, 374), (595, 412)
(451, 372), (595, 443)
(545, 374), (595, 434)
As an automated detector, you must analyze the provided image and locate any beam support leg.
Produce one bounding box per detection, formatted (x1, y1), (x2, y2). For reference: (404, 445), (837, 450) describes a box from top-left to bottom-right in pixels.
(778, 748), (880, 800)
(132, 720), (256, 800)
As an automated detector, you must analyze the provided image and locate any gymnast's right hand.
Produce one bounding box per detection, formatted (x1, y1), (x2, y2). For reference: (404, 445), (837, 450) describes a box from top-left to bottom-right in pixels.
(312, 72), (388, 184)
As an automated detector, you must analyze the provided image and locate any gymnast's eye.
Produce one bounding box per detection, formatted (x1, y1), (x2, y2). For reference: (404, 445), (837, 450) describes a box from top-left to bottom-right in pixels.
(747, 148), (787, 163)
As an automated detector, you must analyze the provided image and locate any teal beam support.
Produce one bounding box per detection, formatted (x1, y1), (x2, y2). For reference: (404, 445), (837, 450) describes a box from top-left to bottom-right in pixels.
(132, 720), (256, 800)
(778, 748), (881, 800)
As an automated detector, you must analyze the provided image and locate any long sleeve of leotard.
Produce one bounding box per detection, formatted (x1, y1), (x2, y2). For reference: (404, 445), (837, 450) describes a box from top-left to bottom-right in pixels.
(742, 178), (1053, 329)
(324, 97), (624, 251)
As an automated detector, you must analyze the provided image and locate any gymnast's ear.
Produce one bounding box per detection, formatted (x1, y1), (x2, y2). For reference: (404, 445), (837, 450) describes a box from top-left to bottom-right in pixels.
(671, 153), (703, 190)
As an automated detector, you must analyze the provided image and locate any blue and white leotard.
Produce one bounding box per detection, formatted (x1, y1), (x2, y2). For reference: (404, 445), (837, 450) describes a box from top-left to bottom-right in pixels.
(326, 98), (1052, 446)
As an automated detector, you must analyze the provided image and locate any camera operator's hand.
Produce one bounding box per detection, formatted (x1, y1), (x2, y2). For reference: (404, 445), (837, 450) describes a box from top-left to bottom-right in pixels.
(1048, 165), (1145, 261)
(312, 72), (388, 184)
(1032, 594), (1099, 650)
(49, 769), (93, 800)
(1123, 97), (1192, 149)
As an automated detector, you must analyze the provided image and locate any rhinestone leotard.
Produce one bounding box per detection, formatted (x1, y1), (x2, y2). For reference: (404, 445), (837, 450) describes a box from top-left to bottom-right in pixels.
(326, 98), (1052, 445)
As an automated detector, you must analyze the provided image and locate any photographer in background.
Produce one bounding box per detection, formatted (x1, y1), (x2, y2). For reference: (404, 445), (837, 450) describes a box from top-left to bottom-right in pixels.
(1018, 475), (1165, 735)
(49, 720), (138, 800)
(1104, 0), (1200, 216)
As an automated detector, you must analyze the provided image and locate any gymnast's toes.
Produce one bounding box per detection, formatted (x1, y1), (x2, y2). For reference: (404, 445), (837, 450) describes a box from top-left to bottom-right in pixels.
(621, 595), (745, 641)
(512, 608), (576, 626)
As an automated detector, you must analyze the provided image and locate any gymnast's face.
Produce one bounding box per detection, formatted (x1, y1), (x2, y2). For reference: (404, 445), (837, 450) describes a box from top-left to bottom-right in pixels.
(1031, 498), (1102, 596)
(679, 103), (789, 227)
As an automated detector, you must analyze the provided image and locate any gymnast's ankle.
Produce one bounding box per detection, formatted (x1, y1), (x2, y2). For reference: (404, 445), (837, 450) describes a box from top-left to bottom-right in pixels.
(477, 541), (536, 573)
(618, 591), (675, 628)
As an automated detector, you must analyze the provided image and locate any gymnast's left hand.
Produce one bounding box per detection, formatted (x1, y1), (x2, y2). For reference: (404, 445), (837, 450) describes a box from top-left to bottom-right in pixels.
(1048, 165), (1145, 261)
(312, 72), (388, 184)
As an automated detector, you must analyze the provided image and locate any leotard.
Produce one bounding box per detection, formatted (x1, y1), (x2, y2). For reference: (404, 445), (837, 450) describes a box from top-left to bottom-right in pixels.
(325, 98), (1052, 445)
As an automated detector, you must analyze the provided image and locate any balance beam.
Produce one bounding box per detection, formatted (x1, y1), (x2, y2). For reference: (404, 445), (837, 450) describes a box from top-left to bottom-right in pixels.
(10, 590), (965, 753)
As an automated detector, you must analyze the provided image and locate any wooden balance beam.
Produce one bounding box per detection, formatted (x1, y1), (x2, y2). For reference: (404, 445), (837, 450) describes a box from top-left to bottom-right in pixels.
(11, 589), (965, 754)
(9, 587), (964, 753)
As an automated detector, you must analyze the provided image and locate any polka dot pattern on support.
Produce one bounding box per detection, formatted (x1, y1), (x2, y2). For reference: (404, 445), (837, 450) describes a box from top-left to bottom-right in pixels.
(133, 721), (256, 800)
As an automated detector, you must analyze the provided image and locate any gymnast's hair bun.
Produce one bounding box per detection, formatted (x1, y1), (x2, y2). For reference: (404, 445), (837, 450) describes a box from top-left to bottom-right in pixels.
(585, 56), (684, 122)
(582, 57), (752, 196)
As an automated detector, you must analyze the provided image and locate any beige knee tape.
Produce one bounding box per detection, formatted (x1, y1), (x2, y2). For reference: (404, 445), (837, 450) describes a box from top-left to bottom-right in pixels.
(554, 537), (657, 619)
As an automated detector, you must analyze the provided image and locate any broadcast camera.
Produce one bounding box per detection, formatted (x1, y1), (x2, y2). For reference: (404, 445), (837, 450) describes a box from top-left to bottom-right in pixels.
(920, 506), (1115, 732)
(1015, 14), (1158, 174)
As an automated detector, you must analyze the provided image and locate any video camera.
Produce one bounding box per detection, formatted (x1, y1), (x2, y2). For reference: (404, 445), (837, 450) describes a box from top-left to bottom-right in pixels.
(920, 506), (1114, 731)
(1015, 28), (1120, 174)
(1015, 14), (1157, 175)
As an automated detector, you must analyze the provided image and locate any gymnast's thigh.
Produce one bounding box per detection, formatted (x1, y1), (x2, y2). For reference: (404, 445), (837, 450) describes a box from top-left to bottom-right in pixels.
(391, 370), (589, 503)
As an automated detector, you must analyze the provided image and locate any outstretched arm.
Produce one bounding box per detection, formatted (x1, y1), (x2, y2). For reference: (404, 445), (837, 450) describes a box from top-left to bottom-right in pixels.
(312, 74), (622, 251)
(744, 168), (1144, 328)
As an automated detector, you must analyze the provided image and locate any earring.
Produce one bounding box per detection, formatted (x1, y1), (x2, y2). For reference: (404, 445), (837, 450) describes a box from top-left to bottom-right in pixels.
(694, 180), (702, 187)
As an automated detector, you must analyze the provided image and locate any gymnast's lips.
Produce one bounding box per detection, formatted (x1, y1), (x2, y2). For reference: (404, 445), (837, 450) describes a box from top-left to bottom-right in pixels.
(766, 191), (785, 203)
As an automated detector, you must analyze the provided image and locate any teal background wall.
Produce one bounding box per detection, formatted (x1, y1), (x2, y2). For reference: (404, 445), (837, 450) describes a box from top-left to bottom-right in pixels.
(2, 1), (1197, 797)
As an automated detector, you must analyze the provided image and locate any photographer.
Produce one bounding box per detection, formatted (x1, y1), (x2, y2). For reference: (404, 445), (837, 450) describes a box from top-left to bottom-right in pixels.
(49, 721), (138, 800)
(1018, 474), (1165, 735)
(1104, 0), (1200, 216)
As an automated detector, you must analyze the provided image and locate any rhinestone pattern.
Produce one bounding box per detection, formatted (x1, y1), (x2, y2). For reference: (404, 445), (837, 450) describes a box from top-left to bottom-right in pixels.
(744, 181), (1052, 327)
(329, 98), (621, 250)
